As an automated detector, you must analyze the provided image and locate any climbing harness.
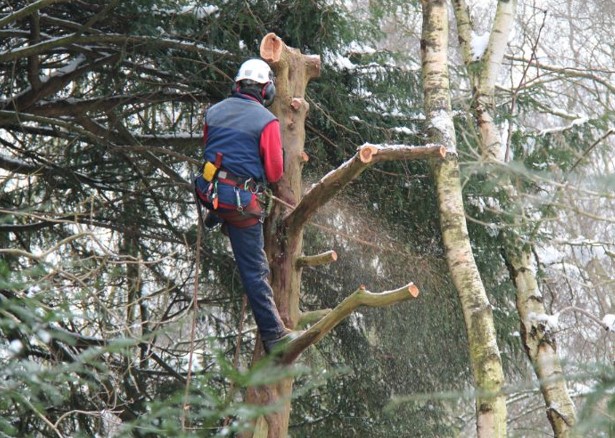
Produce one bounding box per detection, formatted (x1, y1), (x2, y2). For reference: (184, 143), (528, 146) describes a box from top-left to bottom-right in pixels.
(195, 152), (272, 227)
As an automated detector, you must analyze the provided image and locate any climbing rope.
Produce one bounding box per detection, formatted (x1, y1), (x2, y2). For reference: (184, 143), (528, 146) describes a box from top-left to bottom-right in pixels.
(181, 186), (204, 430)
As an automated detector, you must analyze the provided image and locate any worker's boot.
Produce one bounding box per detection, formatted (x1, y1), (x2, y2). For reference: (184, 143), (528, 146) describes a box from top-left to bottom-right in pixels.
(263, 329), (304, 355)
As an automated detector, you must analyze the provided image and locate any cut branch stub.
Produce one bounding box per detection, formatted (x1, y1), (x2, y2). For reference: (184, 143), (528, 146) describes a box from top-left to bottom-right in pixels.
(260, 32), (321, 83)
(295, 250), (337, 268)
(290, 98), (302, 110)
(260, 33), (283, 63)
(359, 144), (379, 163)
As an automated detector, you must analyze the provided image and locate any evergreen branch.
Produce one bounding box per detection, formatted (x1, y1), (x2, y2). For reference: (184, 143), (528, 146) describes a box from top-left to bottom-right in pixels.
(0, 0), (72, 29)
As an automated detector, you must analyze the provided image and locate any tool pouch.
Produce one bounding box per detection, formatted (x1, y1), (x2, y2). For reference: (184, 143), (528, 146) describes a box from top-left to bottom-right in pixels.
(203, 161), (218, 182)
(202, 151), (223, 182)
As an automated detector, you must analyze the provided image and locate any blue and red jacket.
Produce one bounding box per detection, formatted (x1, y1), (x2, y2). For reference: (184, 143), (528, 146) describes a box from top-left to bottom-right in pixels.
(195, 92), (283, 225)
(203, 93), (283, 183)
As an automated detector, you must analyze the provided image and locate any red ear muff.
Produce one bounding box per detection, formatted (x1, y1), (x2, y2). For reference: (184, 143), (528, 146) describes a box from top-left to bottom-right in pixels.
(262, 81), (276, 107)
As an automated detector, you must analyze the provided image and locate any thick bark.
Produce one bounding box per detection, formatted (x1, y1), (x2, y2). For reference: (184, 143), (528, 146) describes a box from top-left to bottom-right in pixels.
(421, 1), (507, 436)
(453, 2), (577, 435)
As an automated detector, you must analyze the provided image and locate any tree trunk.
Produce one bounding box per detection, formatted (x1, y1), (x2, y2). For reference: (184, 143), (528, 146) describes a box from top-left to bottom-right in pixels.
(244, 34), (321, 438)
(421, 2), (507, 436)
(243, 34), (435, 438)
(506, 251), (577, 435)
(452, 1), (577, 435)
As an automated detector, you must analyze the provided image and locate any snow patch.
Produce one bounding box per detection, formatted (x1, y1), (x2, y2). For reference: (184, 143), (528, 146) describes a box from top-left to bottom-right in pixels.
(37, 330), (51, 344)
(528, 312), (559, 331)
(536, 245), (565, 265)
(392, 126), (417, 135)
(429, 109), (455, 148)
(180, 4), (219, 18)
(539, 116), (589, 136)
(39, 55), (86, 83)
(8, 339), (24, 356)
(324, 49), (355, 71)
(471, 32), (490, 61)
(348, 40), (376, 55)
(602, 314), (615, 331)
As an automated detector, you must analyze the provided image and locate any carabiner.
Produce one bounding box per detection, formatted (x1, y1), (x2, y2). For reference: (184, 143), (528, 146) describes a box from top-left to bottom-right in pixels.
(234, 187), (244, 213)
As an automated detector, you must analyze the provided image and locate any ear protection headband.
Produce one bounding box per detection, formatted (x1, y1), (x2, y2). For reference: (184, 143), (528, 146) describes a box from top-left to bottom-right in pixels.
(262, 81), (276, 107)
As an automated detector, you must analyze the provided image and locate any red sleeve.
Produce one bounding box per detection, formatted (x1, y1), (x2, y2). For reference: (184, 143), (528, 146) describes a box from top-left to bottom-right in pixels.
(203, 123), (208, 144)
(260, 120), (283, 183)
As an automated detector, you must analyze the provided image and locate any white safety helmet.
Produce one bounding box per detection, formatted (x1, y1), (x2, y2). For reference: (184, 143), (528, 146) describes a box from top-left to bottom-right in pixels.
(235, 59), (274, 84)
(234, 58), (276, 106)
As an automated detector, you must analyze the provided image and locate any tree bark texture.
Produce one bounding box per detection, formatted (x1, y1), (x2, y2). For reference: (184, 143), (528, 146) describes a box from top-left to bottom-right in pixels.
(507, 251), (577, 436)
(243, 34), (431, 438)
(452, 2), (577, 435)
(421, 2), (507, 437)
(453, 0), (517, 161)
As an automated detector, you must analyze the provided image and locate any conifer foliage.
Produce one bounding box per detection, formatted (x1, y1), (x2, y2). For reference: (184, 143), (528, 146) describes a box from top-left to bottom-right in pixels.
(0, 1), (439, 436)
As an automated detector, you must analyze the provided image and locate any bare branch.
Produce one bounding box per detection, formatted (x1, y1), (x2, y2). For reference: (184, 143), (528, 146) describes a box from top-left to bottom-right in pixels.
(286, 143), (445, 231)
(280, 282), (419, 364)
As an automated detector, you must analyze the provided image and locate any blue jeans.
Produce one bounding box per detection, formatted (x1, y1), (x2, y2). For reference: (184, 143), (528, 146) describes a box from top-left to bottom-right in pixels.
(226, 221), (287, 343)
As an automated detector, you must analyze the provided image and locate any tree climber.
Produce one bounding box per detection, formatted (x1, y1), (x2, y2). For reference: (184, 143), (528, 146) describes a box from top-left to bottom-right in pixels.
(194, 58), (299, 354)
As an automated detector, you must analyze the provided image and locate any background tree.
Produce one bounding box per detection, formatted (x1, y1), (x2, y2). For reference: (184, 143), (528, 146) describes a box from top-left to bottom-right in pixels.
(452, 0), (577, 435)
(421, 1), (507, 436)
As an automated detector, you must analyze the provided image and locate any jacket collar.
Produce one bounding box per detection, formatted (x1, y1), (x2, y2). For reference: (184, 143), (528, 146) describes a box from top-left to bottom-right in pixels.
(232, 89), (264, 105)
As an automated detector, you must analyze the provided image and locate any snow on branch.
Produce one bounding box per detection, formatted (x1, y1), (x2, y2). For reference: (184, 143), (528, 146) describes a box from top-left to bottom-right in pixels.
(538, 116), (589, 136)
(533, 306), (615, 333)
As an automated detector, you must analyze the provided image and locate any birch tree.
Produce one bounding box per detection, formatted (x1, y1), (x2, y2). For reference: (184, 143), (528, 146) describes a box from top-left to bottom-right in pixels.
(452, 1), (578, 436)
(421, 1), (506, 436)
(455, 1), (615, 436)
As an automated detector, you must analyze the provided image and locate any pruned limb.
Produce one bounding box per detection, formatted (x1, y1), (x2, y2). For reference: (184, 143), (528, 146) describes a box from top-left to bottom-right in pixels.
(295, 250), (337, 268)
(297, 309), (332, 329)
(279, 282), (419, 364)
(360, 143), (446, 163)
(286, 143), (445, 231)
